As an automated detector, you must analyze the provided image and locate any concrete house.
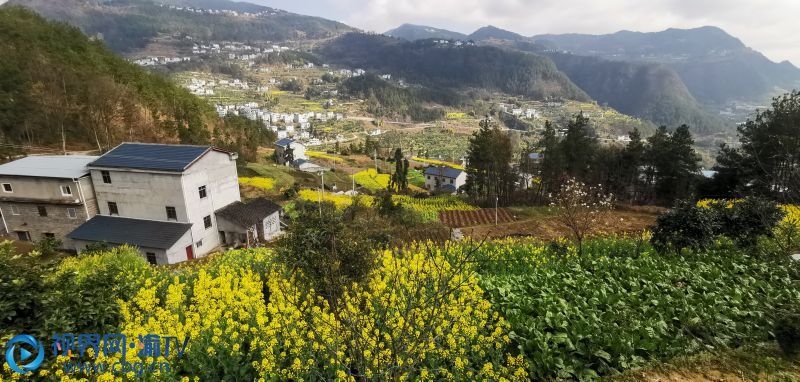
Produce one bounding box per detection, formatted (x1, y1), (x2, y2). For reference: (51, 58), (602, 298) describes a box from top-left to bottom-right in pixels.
(0, 155), (99, 247)
(69, 143), (242, 265)
(274, 138), (307, 165)
(424, 167), (467, 193)
(215, 198), (282, 247)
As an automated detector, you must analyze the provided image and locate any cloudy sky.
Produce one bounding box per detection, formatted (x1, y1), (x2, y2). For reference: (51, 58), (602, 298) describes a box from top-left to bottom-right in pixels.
(253, 0), (800, 65)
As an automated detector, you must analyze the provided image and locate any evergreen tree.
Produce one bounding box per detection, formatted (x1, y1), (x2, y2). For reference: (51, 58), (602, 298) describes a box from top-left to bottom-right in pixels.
(465, 117), (515, 206)
(560, 113), (597, 179)
(714, 91), (800, 201)
(389, 148), (409, 192)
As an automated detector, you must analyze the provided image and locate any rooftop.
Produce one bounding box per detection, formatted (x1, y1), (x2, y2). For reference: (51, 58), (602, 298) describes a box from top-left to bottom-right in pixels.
(423, 166), (464, 179)
(69, 215), (192, 250)
(90, 143), (226, 172)
(216, 198), (282, 229)
(274, 138), (296, 147)
(0, 155), (98, 179)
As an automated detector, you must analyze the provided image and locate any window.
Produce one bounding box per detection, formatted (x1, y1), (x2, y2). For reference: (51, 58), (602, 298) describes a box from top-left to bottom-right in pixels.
(165, 206), (177, 221)
(101, 171), (111, 184)
(2, 183), (12, 193)
(37, 206), (47, 217)
(15, 231), (30, 241)
(198, 185), (207, 199)
(66, 208), (77, 219)
(108, 202), (119, 216)
(60, 185), (72, 196)
(145, 252), (157, 265)
(196, 240), (203, 247)
(44, 233), (55, 238)
(10, 205), (19, 215)
(203, 215), (212, 229)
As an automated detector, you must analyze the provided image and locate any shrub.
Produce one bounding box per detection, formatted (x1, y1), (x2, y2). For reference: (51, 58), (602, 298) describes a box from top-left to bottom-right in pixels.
(276, 201), (377, 308)
(0, 245), (46, 336)
(711, 197), (785, 247)
(775, 311), (800, 356)
(651, 201), (717, 253)
(33, 235), (62, 256)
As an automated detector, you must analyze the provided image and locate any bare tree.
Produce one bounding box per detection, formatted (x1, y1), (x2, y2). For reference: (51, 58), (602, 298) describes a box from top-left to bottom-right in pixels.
(550, 177), (615, 255)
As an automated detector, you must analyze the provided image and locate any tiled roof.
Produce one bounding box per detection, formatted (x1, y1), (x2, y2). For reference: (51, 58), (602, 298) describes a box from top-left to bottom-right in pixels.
(69, 215), (191, 249)
(215, 198), (282, 228)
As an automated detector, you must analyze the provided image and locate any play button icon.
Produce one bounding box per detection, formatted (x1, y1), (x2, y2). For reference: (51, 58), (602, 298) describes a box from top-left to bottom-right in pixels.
(19, 347), (32, 361)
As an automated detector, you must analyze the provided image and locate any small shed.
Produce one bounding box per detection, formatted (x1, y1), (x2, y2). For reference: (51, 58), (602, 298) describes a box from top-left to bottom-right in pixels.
(215, 198), (282, 247)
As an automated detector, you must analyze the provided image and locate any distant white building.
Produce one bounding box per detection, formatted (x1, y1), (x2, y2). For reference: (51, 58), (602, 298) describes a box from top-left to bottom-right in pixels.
(423, 167), (466, 193)
(274, 138), (307, 165)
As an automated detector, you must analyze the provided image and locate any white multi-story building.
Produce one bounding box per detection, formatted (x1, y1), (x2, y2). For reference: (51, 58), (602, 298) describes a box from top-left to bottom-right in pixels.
(68, 143), (281, 265)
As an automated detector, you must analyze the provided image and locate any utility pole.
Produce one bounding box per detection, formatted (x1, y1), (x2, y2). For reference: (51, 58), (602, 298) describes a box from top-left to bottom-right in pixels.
(495, 196), (499, 226)
(321, 170), (325, 199)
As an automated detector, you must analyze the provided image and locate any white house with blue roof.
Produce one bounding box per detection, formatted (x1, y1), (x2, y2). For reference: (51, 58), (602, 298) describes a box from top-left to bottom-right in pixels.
(274, 138), (307, 165)
(424, 166), (466, 193)
(69, 143), (243, 264)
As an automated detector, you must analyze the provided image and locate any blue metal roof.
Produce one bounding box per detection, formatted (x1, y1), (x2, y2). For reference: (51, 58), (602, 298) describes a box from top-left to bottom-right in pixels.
(423, 166), (464, 178)
(274, 138), (295, 147)
(89, 143), (212, 172)
(69, 215), (191, 249)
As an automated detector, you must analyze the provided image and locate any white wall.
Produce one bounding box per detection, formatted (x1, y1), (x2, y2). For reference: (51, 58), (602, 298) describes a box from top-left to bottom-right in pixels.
(89, 169), (186, 221)
(73, 228), (192, 265)
(180, 150), (240, 256)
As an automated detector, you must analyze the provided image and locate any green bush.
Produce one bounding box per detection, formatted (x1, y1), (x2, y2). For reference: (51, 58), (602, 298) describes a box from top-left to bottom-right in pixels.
(775, 311), (800, 356)
(0, 247), (46, 336)
(39, 246), (156, 334)
(712, 197), (785, 247)
(651, 201), (717, 253)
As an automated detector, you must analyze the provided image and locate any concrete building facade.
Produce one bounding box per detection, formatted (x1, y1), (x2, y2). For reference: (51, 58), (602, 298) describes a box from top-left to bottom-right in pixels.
(0, 155), (98, 248)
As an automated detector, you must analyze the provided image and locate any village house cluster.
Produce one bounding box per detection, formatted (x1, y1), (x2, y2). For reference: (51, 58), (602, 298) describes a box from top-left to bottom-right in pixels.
(0, 144), (283, 265)
(497, 103), (541, 119)
(216, 103), (343, 142)
(158, 3), (282, 18)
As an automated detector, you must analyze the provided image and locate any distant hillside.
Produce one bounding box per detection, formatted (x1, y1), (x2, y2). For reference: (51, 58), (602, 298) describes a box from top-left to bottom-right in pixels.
(339, 74), (469, 122)
(468, 25), (528, 42)
(545, 53), (728, 134)
(318, 33), (589, 101)
(534, 27), (800, 104)
(0, 6), (267, 158)
(6, 0), (357, 53)
(385, 24), (468, 41)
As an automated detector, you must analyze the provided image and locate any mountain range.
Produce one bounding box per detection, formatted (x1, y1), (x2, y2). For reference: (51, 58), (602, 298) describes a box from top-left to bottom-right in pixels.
(6, 0), (800, 137)
(383, 23), (800, 108)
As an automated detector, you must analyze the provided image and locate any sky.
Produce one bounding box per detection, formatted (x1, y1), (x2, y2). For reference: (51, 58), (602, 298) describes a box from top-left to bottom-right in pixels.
(253, 0), (800, 65)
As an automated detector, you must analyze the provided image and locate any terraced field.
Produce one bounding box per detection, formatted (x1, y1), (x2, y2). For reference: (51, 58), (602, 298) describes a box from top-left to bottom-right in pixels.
(440, 208), (515, 227)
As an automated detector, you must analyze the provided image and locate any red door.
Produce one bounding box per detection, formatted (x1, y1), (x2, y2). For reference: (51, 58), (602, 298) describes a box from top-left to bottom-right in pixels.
(185, 245), (194, 261)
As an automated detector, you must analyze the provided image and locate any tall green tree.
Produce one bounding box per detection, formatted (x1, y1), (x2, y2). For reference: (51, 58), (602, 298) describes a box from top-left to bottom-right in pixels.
(465, 117), (515, 206)
(388, 148), (409, 192)
(559, 113), (597, 179)
(644, 125), (701, 203)
(714, 91), (800, 201)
